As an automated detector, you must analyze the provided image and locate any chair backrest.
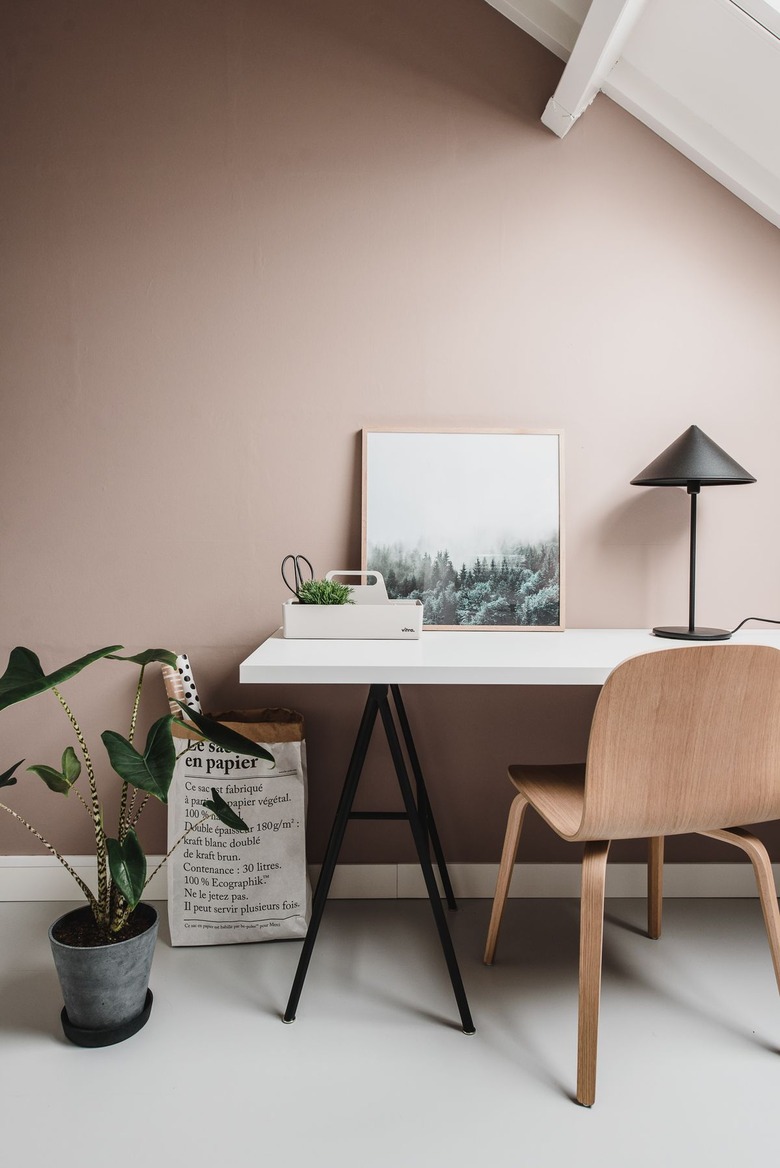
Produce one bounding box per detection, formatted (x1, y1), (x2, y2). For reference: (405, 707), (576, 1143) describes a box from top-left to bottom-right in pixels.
(577, 644), (780, 840)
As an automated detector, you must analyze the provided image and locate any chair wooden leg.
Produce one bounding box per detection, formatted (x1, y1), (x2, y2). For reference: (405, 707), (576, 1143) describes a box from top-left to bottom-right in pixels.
(483, 793), (528, 965)
(701, 827), (780, 994)
(647, 836), (664, 940)
(577, 840), (611, 1107)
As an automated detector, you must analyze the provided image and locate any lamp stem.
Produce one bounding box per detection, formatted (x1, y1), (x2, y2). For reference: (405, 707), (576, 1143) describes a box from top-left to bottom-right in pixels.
(687, 483), (700, 634)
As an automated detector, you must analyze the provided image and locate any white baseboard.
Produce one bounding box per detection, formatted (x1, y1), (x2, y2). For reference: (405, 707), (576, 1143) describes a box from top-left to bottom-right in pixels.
(1, 857), (777, 901)
(0, 856), (170, 902)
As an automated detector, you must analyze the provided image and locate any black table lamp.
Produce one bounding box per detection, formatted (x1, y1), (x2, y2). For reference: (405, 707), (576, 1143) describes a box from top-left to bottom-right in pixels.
(631, 425), (756, 641)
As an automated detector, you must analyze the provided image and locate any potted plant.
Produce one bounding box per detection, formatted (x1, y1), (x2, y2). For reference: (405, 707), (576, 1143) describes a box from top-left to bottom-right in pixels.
(0, 644), (273, 1046)
(282, 570), (422, 639)
(296, 578), (354, 605)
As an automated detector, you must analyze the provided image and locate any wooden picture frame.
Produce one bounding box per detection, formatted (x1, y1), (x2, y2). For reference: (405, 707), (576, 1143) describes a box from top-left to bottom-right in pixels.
(361, 428), (564, 631)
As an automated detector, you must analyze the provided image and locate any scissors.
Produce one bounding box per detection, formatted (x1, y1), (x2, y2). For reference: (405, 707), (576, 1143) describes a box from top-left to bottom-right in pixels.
(281, 554), (314, 598)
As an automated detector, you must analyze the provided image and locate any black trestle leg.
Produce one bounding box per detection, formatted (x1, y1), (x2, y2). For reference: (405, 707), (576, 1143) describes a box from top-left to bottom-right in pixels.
(390, 684), (457, 911)
(377, 690), (475, 1034)
(282, 688), (379, 1023)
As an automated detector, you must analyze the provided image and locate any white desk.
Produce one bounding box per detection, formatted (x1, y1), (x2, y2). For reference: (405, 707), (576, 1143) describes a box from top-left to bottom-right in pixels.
(240, 627), (780, 687)
(239, 627), (780, 1033)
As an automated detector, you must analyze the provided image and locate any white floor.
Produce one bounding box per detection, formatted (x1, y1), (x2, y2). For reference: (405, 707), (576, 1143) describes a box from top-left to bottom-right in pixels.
(2, 896), (779, 1167)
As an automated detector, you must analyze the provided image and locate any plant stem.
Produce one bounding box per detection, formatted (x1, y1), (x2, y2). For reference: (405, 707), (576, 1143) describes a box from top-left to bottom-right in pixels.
(108, 888), (130, 933)
(128, 792), (150, 830)
(128, 664), (145, 745)
(74, 787), (95, 820)
(118, 664), (146, 843)
(0, 803), (100, 915)
(118, 786), (130, 843)
(53, 687), (108, 924)
(143, 812), (215, 888)
(112, 905), (134, 933)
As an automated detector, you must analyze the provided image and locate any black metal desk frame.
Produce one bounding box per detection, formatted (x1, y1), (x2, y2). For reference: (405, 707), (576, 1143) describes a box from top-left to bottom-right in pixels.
(283, 682), (475, 1034)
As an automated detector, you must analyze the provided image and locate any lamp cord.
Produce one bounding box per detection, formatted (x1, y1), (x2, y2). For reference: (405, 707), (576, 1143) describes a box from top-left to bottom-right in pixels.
(730, 616), (780, 634)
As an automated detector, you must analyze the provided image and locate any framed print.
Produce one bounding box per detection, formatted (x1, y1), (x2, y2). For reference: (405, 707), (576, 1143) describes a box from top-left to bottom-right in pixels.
(362, 429), (563, 630)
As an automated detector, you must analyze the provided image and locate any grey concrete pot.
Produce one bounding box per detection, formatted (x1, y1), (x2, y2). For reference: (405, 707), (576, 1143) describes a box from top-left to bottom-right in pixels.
(49, 903), (158, 1046)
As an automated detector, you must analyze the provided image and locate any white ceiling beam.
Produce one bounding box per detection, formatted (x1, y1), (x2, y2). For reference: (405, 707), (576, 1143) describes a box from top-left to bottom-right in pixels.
(483, 0), (583, 60)
(730, 0), (780, 40)
(541, 0), (650, 137)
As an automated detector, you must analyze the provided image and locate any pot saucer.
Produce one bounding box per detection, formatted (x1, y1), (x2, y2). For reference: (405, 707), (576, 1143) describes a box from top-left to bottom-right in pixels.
(60, 988), (153, 1047)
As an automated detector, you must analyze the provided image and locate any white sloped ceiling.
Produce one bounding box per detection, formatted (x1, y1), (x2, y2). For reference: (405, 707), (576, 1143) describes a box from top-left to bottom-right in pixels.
(485, 0), (780, 229)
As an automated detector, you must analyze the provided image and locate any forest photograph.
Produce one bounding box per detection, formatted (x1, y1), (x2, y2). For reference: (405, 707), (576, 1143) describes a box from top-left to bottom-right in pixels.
(363, 430), (562, 628)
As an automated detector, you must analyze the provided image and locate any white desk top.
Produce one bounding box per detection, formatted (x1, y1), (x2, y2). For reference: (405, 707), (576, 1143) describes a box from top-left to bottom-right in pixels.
(239, 628), (780, 687)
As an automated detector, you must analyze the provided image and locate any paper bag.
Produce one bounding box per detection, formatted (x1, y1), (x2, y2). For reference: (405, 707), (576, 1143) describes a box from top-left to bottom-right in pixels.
(167, 708), (310, 946)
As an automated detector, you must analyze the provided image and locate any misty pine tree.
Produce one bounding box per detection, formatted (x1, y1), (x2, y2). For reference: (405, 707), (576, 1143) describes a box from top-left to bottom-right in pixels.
(366, 539), (559, 626)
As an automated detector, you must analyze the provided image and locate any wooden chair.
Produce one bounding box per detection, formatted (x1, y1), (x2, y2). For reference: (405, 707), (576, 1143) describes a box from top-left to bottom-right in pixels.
(483, 644), (780, 1106)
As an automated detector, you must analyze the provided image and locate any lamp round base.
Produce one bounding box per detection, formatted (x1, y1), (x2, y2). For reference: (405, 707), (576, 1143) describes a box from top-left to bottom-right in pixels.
(652, 626), (731, 641)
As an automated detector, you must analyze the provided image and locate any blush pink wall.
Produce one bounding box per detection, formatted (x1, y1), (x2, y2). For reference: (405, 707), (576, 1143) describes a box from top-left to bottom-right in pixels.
(2, 0), (779, 866)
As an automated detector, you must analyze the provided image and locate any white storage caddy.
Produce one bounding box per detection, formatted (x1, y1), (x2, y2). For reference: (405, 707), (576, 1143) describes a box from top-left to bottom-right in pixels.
(282, 571), (423, 640)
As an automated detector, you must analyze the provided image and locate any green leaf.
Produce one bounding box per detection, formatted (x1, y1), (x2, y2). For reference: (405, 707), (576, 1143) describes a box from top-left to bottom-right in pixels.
(175, 703), (275, 763)
(107, 829), (147, 910)
(61, 745), (81, 784)
(28, 747), (81, 795)
(203, 788), (250, 832)
(0, 760), (23, 789)
(0, 645), (123, 712)
(28, 765), (72, 794)
(107, 649), (179, 669)
(28, 765), (69, 794)
(101, 715), (176, 803)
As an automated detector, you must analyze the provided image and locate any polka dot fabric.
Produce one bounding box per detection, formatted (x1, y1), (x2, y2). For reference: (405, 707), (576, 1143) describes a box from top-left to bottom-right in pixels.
(175, 654), (202, 714)
(161, 653), (203, 717)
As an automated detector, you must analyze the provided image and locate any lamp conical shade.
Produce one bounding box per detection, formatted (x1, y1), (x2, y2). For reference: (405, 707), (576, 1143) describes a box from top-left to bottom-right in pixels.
(630, 425), (755, 487)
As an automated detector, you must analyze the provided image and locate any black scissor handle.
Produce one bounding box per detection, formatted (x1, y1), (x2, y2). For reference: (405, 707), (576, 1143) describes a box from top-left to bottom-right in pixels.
(281, 554), (314, 597)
